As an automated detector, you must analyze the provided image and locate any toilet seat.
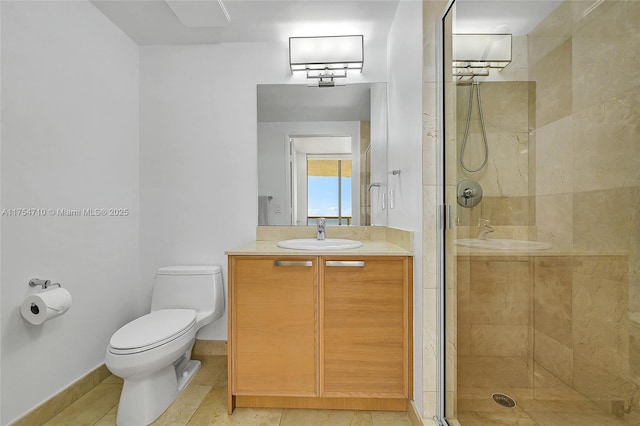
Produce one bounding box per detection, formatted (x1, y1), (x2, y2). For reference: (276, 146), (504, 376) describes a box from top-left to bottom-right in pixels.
(109, 309), (196, 355)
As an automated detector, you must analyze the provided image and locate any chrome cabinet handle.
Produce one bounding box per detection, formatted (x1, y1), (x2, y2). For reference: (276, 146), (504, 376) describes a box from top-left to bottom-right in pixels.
(325, 261), (365, 267)
(273, 260), (313, 267)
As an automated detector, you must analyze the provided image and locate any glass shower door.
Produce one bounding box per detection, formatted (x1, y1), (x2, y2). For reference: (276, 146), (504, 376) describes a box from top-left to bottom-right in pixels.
(440, 1), (640, 425)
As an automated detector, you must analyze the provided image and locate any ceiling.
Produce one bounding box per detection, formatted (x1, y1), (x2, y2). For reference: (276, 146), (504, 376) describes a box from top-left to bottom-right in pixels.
(91, 0), (400, 45)
(92, 0), (563, 45)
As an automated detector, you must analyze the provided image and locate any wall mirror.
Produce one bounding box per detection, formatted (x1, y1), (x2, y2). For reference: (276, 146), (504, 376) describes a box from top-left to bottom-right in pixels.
(257, 83), (388, 226)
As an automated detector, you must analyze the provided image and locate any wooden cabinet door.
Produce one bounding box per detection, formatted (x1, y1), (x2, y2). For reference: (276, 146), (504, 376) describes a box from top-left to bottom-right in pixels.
(321, 256), (410, 398)
(230, 256), (318, 396)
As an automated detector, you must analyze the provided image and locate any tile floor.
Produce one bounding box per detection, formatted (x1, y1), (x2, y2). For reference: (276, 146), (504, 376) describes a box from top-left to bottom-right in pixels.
(44, 356), (413, 426)
(455, 364), (638, 426)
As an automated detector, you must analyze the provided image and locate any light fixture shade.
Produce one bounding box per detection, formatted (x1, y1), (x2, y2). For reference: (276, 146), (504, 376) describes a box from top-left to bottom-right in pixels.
(289, 35), (364, 76)
(453, 34), (512, 68)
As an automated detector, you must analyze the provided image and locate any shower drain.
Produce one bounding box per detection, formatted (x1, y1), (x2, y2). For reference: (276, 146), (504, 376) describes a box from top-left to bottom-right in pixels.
(492, 393), (517, 408)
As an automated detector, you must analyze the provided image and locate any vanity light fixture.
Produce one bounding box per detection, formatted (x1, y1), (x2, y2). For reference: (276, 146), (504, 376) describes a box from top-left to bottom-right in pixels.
(453, 33), (512, 79)
(289, 35), (364, 87)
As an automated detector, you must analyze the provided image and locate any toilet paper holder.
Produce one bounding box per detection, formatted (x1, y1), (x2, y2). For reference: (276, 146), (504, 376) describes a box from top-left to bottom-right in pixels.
(29, 278), (61, 289)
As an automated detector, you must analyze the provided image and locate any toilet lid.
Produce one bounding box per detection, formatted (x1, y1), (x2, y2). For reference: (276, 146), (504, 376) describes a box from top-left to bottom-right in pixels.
(110, 309), (196, 351)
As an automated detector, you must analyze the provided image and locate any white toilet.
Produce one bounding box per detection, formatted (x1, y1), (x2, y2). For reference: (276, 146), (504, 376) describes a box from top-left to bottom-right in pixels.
(105, 265), (224, 426)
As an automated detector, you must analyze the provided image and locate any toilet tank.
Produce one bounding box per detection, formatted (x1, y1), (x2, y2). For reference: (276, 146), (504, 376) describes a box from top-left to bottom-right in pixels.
(151, 265), (223, 315)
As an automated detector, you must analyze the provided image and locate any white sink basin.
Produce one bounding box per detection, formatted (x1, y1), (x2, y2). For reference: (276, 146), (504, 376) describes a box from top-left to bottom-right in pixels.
(277, 238), (363, 250)
(454, 238), (551, 251)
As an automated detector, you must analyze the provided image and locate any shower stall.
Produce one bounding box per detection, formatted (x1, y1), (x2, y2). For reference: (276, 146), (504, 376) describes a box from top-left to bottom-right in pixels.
(439, 0), (640, 424)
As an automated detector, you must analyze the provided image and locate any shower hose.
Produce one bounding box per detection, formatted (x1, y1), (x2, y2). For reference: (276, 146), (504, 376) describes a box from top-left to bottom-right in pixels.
(460, 81), (489, 173)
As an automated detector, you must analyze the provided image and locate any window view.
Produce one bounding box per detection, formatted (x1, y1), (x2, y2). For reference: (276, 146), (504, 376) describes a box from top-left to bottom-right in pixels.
(307, 158), (352, 225)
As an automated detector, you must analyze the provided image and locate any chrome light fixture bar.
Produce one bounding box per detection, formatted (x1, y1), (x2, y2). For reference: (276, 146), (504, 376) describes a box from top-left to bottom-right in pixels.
(289, 35), (364, 87)
(453, 33), (512, 79)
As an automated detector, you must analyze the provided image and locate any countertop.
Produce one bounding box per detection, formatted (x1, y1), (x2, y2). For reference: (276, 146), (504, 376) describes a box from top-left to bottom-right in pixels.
(225, 239), (412, 256)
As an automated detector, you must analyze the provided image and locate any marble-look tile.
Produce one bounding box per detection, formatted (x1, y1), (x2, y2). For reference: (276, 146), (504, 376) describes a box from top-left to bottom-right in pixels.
(469, 260), (531, 325)
(446, 287), (458, 391)
(44, 383), (121, 426)
(479, 196), (534, 226)
(191, 356), (227, 386)
(456, 82), (531, 134)
(187, 386), (282, 426)
(533, 330), (573, 386)
(93, 405), (118, 426)
(385, 227), (413, 252)
(255, 226), (388, 242)
(458, 325), (471, 356)
(573, 354), (637, 405)
(456, 410), (537, 425)
(571, 0), (617, 31)
(535, 115), (573, 196)
(280, 409), (373, 426)
(458, 356), (532, 389)
(456, 259), (471, 325)
(422, 185), (438, 290)
(101, 374), (123, 384)
(423, 390), (439, 422)
(530, 38), (572, 128)
(480, 36), (529, 83)
(528, 0), (573, 66)
(528, 409), (628, 426)
(572, 1), (640, 111)
(423, 82), (438, 187)
(456, 203), (481, 227)
(193, 340), (227, 356)
(469, 325), (530, 357)
(532, 363), (584, 401)
(572, 256), (628, 282)
(629, 321), (640, 382)
(423, 288), (438, 392)
(572, 272), (629, 375)
(458, 132), (530, 198)
(534, 258), (573, 347)
(153, 384), (211, 426)
(535, 193), (573, 251)
(518, 398), (603, 414)
(371, 410), (413, 426)
(572, 87), (640, 193)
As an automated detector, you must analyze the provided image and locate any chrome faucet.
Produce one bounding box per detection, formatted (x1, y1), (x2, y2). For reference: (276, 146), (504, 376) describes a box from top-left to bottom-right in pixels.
(316, 217), (326, 240)
(478, 218), (495, 240)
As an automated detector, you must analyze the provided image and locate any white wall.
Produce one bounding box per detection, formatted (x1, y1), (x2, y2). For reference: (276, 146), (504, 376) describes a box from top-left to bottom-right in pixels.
(0, 1), (140, 424)
(386, 0), (424, 415)
(139, 41), (387, 340)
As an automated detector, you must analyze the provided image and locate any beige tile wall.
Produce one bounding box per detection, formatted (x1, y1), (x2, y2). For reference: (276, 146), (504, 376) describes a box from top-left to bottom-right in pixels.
(455, 82), (535, 227)
(458, 255), (633, 417)
(529, 0), (640, 414)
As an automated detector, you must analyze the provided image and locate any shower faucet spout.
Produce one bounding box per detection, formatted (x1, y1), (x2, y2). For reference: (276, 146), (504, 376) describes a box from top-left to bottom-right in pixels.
(478, 218), (495, 240)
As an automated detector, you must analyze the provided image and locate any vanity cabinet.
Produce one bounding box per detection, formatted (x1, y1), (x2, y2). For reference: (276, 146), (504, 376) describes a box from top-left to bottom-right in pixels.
(227, 254), (412, 413)
(321, 257), (408, 398)
(229, 256), (318, 396)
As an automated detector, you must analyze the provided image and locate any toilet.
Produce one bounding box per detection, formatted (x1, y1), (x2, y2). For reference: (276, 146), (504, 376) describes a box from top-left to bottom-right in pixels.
(105, 265), (224, 426)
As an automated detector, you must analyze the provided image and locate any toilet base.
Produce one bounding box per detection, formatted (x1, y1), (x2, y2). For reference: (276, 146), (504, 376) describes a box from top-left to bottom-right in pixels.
(115, 359), (201, 426)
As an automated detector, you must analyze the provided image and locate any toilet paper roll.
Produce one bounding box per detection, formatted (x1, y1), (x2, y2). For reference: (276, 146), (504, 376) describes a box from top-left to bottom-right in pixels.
(20, 288), (72, 325)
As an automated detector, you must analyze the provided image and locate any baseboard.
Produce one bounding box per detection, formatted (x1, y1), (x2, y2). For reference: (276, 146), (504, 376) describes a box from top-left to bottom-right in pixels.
(10, 364), (111, 426)
(408, 399), (425, 426)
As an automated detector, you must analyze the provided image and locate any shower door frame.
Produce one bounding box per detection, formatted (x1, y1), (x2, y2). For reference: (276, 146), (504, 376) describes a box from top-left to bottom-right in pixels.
(435, 0), (456, 425)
